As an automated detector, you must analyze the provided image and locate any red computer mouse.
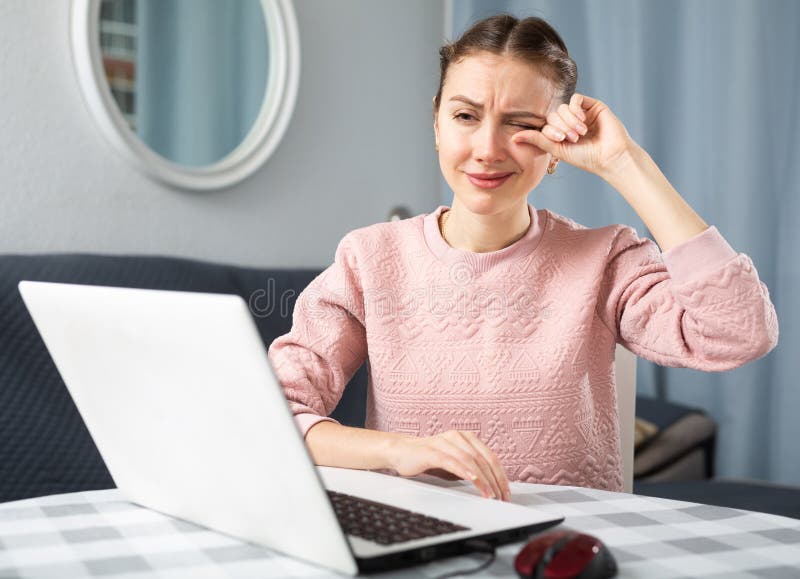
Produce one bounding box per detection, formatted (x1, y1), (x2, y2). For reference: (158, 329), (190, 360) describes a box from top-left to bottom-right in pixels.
(514, 529), (618, 579)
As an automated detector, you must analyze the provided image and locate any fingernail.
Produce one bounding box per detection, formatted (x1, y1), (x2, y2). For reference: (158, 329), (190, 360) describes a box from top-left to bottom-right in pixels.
(466, 471), (478, 481)
(577, 110), (586, 122)
(567, 130), (579, 142)
(576, 123), (587, 135)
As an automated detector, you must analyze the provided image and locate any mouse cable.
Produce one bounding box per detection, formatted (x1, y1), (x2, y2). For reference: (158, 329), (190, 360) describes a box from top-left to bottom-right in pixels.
(431, 539), (497, 579)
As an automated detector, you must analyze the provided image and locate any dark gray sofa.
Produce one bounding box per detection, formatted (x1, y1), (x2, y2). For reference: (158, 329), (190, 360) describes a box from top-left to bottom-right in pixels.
(0, 253), (366, 503)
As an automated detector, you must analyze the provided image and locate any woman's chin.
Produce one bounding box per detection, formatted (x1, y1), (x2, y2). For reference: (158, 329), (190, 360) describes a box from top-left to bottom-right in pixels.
(453, 188), (525, 216)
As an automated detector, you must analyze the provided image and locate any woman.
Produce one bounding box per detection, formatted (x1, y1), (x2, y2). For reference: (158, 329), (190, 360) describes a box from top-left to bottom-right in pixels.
(269, 15), (778, 502)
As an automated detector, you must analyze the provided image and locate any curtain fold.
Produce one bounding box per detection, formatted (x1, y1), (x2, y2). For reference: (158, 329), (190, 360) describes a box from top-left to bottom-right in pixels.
(446, 0), (798, 484)
(136, 0), (268, 167)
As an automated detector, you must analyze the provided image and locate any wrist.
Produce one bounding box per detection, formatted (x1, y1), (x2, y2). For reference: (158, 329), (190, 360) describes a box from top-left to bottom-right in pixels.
(600, 141), (647, 185)
(384, 432), (415, 471)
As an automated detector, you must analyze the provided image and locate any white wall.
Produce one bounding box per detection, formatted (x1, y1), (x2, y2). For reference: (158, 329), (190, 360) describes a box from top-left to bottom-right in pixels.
(0, 0), (445, 268)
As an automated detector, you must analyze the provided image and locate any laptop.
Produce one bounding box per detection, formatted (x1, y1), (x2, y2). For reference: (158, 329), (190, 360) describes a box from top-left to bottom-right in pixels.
(18, 281), (563, 575)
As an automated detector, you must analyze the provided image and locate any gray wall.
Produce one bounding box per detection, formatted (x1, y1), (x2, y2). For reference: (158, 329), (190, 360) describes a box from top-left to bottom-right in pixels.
(0, 0), (444, 268)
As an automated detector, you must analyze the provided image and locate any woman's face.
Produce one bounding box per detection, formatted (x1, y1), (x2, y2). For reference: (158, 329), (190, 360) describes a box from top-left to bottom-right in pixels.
(434, 51), (558, 216)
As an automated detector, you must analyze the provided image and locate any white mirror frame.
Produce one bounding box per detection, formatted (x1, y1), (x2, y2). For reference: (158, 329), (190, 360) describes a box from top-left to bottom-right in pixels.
(71, 0), (300, 191)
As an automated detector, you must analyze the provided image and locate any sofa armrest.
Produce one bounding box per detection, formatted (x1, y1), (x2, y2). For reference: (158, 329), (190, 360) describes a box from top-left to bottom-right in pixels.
(634, 396), (717, 482)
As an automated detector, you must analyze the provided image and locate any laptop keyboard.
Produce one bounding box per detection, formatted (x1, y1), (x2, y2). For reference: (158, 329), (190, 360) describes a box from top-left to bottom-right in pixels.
(327, 490), (470, 545)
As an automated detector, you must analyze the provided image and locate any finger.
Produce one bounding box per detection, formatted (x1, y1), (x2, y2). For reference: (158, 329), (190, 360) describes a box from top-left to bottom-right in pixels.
(549, 109), (579, 143)
(436, 438), (499, 499)
(461, 432), (512, 501)
(444, 434), (503, 500)
(546, 111), (573, 141)
(542, 124), (569, 142)
(573, 92), (601, 110)
(571, 93), (605, 124)
(453, 433), (505, 501)
(424, 448), (484, 491)
(557, 103), (588, 137)
(512, 129), (562, 157)
(569, 93), (587, 121)
(419, 444), (489, 497)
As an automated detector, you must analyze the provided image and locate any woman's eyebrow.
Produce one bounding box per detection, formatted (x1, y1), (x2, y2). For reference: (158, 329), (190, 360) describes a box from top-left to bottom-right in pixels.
(449, 95), (546, 121)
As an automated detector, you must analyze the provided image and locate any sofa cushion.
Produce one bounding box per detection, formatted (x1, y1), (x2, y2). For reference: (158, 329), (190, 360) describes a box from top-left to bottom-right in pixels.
(0, 253), (366, 503)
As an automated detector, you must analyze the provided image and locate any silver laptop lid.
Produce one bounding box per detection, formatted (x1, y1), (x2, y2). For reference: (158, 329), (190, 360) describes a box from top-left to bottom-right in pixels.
(18, 281), (359, 576)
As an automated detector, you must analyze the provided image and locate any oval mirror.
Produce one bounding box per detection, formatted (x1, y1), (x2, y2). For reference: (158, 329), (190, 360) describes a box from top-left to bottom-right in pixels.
(71, 0), (300, 190)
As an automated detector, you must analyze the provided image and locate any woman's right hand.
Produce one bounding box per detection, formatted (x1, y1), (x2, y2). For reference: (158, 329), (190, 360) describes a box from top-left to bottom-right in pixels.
(388, 430), (511, 502)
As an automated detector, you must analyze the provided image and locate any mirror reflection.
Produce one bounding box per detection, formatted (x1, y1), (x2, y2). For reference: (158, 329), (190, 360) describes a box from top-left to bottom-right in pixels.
(99, 0), (269, 167)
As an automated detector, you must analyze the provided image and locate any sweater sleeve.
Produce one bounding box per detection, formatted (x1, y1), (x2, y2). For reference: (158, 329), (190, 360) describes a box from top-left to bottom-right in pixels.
(596, 225), (778, 370)
(268, 233), (368, 436)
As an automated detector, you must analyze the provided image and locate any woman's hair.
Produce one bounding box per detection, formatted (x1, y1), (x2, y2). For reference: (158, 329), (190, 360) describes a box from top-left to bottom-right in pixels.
(434, 14), (578, 112)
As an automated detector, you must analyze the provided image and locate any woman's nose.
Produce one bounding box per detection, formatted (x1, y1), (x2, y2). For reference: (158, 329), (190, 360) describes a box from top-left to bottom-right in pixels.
(472, 124), (507, 165)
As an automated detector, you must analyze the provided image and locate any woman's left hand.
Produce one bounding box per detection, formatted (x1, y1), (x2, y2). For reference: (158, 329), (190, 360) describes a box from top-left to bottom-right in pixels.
(512, 93), (636, 179)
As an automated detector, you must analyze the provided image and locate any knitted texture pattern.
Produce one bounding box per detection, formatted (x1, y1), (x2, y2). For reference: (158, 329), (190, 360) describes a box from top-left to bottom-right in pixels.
(269, 205), (778, 491)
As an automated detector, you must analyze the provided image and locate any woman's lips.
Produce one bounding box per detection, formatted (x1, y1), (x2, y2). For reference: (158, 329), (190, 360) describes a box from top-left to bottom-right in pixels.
(465, 172), (513, 189)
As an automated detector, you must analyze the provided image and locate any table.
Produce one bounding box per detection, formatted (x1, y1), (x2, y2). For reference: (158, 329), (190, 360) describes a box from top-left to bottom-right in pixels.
(1, 480), (799, 578)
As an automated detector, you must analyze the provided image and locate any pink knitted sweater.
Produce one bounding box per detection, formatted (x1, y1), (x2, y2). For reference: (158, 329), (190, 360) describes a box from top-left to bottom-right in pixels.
(268, 205), (778, 491)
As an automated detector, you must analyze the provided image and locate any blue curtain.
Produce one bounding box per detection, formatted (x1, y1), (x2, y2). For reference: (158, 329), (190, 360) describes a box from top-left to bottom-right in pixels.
(446, 0), (799, 485)
(136, 0), (268, 167)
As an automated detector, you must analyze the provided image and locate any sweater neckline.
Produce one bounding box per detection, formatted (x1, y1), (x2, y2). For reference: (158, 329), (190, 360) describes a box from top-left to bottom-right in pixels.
(423, 204), (545, 273)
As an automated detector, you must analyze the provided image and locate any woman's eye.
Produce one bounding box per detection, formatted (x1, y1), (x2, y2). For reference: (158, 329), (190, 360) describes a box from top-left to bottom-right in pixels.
(511, 123), (539, 131)
(454, 113), (476, 122)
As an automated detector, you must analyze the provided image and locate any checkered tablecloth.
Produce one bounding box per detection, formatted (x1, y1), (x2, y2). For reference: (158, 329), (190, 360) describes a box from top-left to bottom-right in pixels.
(1, 481), (798, 578)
